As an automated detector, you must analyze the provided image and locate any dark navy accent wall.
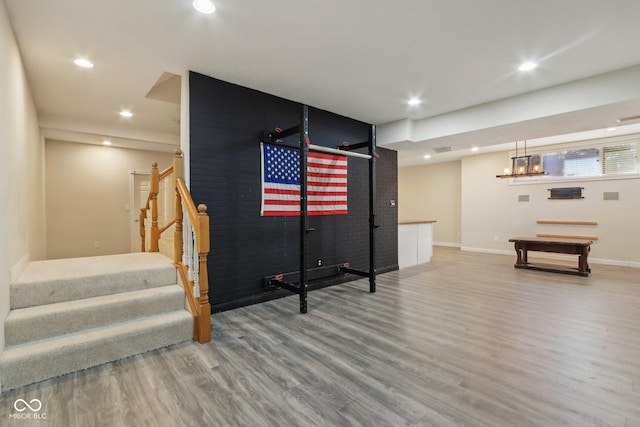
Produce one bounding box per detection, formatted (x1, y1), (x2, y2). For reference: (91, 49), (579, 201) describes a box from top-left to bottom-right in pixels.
(375, 145), (399, 272)
(189, 71), (397, 312)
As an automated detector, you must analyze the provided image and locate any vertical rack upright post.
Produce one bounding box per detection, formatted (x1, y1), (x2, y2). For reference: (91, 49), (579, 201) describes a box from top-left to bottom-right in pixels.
(299, 105), (310, 313)
(368, 124), (377, 293)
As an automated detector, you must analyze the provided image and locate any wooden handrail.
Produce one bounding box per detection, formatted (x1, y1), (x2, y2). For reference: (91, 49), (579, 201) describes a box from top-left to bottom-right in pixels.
(176, 262), (201, 338)
(139, 149), (211, 343)
(175, 178), (210, 343)
(158, 218), (176, 235)
(159, 165), (174, 180)
(140, 162), (174, 250)
(176, 179), (200, 230)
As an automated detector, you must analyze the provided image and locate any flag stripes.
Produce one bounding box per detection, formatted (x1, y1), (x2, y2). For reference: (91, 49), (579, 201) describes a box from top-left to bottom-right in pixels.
(261, 143), (348, 216)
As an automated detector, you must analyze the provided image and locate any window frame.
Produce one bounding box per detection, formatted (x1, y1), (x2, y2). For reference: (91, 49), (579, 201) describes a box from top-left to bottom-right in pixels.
(506, 134), (640, 185)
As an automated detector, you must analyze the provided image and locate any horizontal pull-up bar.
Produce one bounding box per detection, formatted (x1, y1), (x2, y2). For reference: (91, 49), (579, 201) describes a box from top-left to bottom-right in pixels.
(309, 144), (372, 159)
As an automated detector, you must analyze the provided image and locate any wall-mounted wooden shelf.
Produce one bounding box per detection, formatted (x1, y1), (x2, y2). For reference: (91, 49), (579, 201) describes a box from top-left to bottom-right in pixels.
(537, 220), (598, 226)
(536, 233), (598, 241)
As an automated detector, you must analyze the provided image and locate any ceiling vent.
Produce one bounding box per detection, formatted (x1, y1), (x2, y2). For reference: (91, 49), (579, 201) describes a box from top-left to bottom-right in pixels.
(433, 146), (452, 153)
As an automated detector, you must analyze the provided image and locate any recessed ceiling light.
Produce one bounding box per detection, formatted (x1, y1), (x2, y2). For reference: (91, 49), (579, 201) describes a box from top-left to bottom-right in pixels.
(119, 110), (133, 118)
(193, 0), (216, 14)
(74, 58), (94, 68)
(423, 154), (431, 159)
(471, 146), (479, 152)
(518, 62), (538, 71)
(408, 98), (422, 106)
(102, 140), (112, 146)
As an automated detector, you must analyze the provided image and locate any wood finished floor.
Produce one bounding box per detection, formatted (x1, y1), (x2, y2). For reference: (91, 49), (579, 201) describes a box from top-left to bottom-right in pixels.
(1, 247), (639, 426)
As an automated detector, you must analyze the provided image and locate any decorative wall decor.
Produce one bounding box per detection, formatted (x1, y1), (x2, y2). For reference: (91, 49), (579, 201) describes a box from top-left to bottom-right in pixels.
(548, 187), (584, 199)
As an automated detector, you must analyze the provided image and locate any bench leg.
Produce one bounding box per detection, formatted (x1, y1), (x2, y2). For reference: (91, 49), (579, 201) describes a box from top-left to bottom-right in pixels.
(578, 246), (591, 275)
(514, 242), (527, 266)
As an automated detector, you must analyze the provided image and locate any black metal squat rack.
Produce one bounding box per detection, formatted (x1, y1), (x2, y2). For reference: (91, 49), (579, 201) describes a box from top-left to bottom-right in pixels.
(261, 105), (378, 313)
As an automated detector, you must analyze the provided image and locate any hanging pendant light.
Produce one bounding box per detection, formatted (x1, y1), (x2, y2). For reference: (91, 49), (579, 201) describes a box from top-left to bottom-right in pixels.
(496, 140), (547, 178)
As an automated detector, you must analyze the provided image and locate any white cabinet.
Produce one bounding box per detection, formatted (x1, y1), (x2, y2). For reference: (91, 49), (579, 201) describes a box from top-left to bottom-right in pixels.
(398, 222), (434, 269)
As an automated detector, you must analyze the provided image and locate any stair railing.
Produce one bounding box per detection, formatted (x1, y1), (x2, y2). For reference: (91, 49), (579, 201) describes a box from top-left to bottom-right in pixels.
(140, 161), (175, 252)
(140, 150), (211, 343)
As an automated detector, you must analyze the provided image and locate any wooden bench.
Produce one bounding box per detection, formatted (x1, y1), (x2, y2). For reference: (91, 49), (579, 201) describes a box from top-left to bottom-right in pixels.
(508, 237), (592, 277)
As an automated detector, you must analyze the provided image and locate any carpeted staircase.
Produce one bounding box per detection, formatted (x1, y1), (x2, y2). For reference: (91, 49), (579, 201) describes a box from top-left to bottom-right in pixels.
(0, 252), (192, 392)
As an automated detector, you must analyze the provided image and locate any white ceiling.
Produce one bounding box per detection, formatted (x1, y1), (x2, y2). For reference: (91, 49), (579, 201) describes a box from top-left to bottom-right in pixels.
(5, 0), (640, 164)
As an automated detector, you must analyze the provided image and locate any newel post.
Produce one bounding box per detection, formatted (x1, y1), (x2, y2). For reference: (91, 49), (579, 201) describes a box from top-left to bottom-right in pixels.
(173, 149), (184, 265)
(150, 161), (160, 252)
(197, 203), (211, 343)
(139, 208), (147, 252)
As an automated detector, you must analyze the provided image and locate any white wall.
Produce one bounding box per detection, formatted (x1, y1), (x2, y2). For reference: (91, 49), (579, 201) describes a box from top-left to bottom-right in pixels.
(398, 160), (461, 246)
(0, 2), (46, 354)
(45, 140), (174, 259)
(461, 151), (640, 266)
(399, 147), (640, 266)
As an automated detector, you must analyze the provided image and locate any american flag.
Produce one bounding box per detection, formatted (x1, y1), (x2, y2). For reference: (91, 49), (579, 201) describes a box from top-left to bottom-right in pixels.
(261, 143), (348, 216)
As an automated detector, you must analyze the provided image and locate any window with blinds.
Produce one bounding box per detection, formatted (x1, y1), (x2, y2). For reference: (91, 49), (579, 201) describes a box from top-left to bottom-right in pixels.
(529, 139), (639, 178)
(602, 144), (638, 174)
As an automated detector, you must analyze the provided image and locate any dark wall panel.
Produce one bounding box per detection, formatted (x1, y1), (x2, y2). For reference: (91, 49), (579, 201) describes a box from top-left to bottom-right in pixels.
(189, 72), (397, 312)
(375, 147), (398, 273)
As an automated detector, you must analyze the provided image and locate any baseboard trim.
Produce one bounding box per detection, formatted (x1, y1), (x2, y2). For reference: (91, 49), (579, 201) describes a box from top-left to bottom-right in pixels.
(460, 247), (512, 256)
(434, 242), (461, 248)
(589, 258), (640, 268)
(10, 252), (30, 284)
(377, 265), (399, 274)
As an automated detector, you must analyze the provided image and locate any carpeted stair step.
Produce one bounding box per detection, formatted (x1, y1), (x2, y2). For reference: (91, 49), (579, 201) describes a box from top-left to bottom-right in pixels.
(0, 310), (192, 391)
(5, 286), (186, 346)
(10, 252), (177, 309)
